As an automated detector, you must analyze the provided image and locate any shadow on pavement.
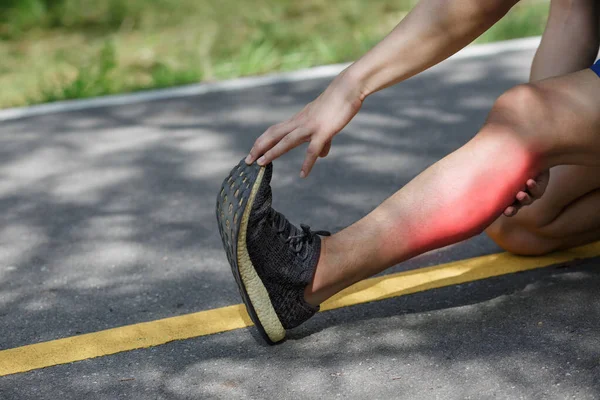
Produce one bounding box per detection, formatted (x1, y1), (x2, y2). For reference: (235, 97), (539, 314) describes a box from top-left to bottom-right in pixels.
(1, 48), (599, 399)
(1, 262), (598, 399)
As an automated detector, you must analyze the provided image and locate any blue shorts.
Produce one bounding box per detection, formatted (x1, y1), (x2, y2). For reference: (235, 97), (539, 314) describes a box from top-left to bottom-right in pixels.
(592, 60), (600, 78)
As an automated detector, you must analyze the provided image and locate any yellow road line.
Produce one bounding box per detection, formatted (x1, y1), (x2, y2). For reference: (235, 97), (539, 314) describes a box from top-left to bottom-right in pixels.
(322, 241), (600, 311)
(1, 241), (600, 377)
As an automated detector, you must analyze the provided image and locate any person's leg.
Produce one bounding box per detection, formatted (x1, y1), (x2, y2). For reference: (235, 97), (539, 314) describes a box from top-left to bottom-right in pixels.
(487, 166), (600, 255)
(305, 68), (600, 306)
(529, 0), (598, 80)
(486, 0), (600, 255)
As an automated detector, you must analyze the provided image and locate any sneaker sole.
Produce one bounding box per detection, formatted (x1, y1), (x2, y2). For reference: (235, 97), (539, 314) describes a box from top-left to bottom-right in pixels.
(216, 160), (285, 344)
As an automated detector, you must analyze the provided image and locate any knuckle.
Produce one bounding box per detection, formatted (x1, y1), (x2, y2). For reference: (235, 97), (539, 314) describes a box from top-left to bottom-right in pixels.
(255, 136), (272, 148)
(280, 133), (294, 145)
(254, 137), (265, 148)
(271, 123), (284, 133)
(307, 144), (321, 156)
(311, 122), (323, 134)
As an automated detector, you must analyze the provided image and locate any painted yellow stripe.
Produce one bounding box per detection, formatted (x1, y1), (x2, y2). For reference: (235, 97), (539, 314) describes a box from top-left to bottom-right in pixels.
(322, 241), (600, 311)
(1, 241), (599, 377)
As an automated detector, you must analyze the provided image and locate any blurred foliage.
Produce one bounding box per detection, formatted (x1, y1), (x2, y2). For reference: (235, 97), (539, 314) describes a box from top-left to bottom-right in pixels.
(0, 0), (161, 37)
(0, 0), (549, 108)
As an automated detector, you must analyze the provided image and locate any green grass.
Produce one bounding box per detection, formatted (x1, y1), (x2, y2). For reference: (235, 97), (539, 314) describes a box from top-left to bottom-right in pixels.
(0, 0), (549, 109)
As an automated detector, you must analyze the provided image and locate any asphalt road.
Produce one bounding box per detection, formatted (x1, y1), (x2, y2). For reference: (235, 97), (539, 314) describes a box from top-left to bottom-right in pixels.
(1, 46), (599, 399)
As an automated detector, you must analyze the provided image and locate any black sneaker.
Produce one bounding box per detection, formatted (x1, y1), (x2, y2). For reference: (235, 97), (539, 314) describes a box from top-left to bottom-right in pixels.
(216, 159), (330, 344)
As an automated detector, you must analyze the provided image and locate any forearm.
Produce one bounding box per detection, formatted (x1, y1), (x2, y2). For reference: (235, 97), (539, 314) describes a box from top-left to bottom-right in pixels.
(346, 0), (519, 98)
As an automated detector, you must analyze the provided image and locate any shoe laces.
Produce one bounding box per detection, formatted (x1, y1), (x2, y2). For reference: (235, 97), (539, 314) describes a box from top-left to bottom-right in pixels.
(271, 210), (330, 259)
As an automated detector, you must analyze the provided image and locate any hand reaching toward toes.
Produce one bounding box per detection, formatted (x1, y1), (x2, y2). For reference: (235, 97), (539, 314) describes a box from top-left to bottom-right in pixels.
(503, 169), (550, 217)
(245, 70), (364, 178)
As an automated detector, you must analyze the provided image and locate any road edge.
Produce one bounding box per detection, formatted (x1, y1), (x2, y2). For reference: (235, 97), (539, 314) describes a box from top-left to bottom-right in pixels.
(0, 37), (541, 122)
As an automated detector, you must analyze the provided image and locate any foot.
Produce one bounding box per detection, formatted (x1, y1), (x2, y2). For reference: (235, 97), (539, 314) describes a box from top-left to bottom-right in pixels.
(216, 159), (330, 344)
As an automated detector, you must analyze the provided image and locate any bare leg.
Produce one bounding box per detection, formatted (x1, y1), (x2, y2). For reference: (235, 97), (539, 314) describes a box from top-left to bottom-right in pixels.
(488, 167), (600, 255)
(305, 68), (600, 306)
(486, 0), (600, 255)
(530, 0), (598, 80)
(503, 0), (600, 216)
(306, 0), (600, 307)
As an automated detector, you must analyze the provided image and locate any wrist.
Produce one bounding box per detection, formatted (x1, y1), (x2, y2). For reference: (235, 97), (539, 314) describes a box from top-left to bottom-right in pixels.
(337, 64), (372, 102)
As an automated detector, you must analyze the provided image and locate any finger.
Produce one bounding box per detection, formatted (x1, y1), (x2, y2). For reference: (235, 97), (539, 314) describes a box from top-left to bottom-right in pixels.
(526, 178), (548, 199)
(259, 128), (309, 165)
(526, 179), (540, 198)
(504, 205), (518, 217)
(527, 170), (550, 198)
(246, 121), (295, 164)
(300, 139), (325, 178)
(516, 191), (533, 206)
(319, 140), (332, 158)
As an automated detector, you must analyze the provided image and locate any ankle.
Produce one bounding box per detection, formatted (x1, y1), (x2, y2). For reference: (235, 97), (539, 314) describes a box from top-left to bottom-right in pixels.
(304, 235), (334, 306)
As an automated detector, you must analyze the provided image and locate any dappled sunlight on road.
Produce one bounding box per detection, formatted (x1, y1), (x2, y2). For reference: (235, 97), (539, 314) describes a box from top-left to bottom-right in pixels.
(0, 45), (599, 399)
(0, 48), (532, 351)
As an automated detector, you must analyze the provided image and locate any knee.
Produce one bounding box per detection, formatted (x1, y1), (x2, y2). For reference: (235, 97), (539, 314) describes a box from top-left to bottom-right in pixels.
(486, 217), (556, 256)
(477, 84), (555, 172)
(486, 85), (550, 150)
(494, 84), (543, 112)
